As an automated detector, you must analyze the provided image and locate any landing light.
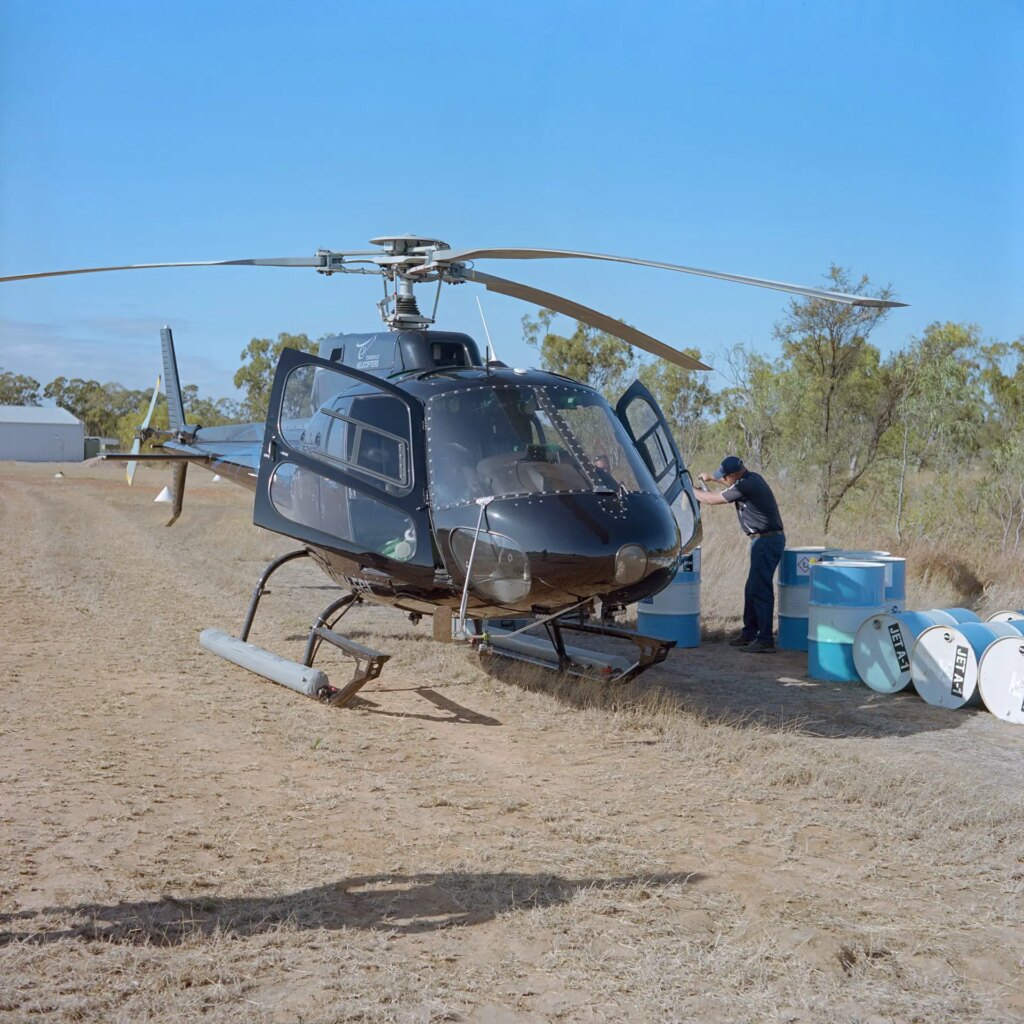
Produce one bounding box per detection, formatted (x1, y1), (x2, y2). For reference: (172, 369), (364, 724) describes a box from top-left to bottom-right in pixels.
(614, 544), (648, 585)
(450, 529), (532, 603)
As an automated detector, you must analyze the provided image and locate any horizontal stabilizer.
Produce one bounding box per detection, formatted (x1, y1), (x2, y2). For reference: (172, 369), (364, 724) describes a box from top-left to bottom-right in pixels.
(103, 452), (213, 463)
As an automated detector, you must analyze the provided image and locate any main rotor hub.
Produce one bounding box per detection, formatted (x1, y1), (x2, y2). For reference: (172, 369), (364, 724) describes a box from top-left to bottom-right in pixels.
(379, 276), (434, 331)
(369, 235), (449, 256)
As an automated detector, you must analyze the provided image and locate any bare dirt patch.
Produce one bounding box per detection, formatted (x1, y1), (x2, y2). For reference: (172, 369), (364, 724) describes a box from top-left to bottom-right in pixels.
(1, 461), (1022, 1022)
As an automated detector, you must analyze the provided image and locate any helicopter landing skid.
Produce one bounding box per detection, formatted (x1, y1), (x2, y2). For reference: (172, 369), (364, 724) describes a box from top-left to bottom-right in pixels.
(199, 549), (390, 707)
(477, 615), (675, 683)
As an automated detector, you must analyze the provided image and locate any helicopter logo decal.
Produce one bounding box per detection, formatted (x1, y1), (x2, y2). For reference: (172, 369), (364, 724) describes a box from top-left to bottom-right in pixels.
(356, 336), (379, 370)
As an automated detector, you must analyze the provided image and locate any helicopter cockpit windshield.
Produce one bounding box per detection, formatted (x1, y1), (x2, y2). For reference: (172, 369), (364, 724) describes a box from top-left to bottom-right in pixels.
(426, 384), (659, 510)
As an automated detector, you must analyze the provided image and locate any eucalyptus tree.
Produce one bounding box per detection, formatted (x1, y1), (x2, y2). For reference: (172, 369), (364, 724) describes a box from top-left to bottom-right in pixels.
(772, 266), (899, 532)
(637, 351), (720, 458)
(0, 368), (41, 406)
(889, 322), (983, 539)
(521, 309), (635, 401)
(234, 332), (316, 421)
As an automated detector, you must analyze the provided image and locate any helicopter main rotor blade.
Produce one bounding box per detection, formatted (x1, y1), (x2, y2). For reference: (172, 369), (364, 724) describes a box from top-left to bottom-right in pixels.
(459, 268), (711, 372)
(0, 256), (334, 284)
(436, 247), (907, 309)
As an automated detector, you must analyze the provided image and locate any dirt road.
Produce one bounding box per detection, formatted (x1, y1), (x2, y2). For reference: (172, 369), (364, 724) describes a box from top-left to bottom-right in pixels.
(1, 462), (1022, 1022)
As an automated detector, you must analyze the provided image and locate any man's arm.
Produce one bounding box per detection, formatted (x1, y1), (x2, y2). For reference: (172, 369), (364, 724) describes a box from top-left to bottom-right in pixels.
(694, 488), (729, 505)
(695, 472), (731, 505)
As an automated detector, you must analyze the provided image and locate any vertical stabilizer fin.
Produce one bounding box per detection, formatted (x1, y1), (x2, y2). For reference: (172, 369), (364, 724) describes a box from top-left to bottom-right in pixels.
(160, 326), (186, 433)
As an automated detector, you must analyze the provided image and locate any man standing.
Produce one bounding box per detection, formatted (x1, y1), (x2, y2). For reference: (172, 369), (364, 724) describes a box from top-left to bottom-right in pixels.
(694, 455), (785, 653)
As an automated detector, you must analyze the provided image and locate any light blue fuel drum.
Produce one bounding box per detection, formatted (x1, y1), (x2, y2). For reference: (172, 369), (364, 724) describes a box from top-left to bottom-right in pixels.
(821, 549), (890, 561)
(820, 550), (903, 612)
(776, 547), (828, 651)
(852, 609), (956, 693)
(942, 607), (982, 624)
(875, 556), (907, 613)
(912, 621), (1020, 709)
(977, 624), (1024, 724)
(986, 609), (1024, 623)
(807, 560), (886, 682)
(921, 608), (960, 626)
(638, 548), (701, 648)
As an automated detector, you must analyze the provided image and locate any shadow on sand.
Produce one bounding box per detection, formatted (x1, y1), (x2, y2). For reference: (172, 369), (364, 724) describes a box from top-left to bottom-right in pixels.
(0, 870), (703, 947)
(348, 686), (502, 726)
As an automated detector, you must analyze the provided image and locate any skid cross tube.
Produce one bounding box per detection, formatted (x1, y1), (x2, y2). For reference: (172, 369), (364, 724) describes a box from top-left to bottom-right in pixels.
(301, 592), (389, 707)
(543, 618), (571, 673)
(220, 550), (391, 707)
(239, 548), (311, 642)
(302, 592), (361, 666)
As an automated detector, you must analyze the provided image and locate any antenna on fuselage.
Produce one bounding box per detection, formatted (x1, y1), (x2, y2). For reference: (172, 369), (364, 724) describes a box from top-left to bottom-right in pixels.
(475, 295), (498, 365)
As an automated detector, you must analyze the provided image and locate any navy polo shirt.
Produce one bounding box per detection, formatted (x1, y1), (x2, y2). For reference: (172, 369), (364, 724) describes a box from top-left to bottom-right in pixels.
(721, 471), (784, 536)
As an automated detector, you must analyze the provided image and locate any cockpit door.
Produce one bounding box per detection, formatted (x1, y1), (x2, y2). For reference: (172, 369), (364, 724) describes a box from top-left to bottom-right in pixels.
(253, 348), (433, 567)
(615, 380), (701, 552)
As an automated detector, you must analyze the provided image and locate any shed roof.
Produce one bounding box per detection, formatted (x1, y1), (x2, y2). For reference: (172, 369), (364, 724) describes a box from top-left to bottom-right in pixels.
(0, 405), (83, 426)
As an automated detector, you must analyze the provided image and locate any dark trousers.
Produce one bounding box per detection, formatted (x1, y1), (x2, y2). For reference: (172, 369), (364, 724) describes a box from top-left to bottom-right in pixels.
(742, 534), (785, 643)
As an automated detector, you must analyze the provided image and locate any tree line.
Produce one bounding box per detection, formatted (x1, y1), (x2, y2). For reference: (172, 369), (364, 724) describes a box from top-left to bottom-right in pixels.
(523, 265), (1023, 551)
(0, 332), (317, 448)
(3, 273), (1021, 551)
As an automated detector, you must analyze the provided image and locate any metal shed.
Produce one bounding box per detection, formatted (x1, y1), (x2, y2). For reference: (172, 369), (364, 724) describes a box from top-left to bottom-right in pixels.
(0, 405), (85, 462)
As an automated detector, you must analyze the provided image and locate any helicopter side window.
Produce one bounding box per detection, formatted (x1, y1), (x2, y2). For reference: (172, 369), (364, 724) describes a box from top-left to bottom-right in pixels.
(269, 462), (417, 559)
(624, 398), (677, 496)
(322, 406), (408, 490)
(280, 365), (413, 496)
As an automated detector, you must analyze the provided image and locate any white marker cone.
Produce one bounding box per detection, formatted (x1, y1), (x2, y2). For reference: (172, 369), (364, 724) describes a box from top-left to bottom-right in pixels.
(154, 486), (173, 503)
(211, 474), (221, 482)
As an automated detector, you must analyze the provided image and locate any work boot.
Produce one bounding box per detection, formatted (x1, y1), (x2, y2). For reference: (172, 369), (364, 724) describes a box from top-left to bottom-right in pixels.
(728, 633), (755, 647)
(741, 640), (776, 654)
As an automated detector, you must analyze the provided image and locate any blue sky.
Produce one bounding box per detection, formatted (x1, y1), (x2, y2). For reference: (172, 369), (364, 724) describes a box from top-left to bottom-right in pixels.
(1, 1), (1020, 400)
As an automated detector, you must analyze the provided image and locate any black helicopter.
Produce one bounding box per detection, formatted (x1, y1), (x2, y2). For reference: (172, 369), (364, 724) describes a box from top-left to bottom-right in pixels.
(1, 235), (905, 704)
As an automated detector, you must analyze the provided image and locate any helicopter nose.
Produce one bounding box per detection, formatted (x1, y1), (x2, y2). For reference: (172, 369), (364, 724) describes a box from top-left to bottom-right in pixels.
(460, 492), (680, 608)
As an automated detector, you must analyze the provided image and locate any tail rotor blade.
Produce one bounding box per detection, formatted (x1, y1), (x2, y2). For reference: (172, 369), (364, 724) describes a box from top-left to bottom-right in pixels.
(125, 438), (142, 488)
(126, 374), (162, 487)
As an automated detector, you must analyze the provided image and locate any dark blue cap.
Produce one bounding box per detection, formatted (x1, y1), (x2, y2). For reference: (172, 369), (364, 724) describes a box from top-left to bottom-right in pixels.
(712, 455), (744, 480)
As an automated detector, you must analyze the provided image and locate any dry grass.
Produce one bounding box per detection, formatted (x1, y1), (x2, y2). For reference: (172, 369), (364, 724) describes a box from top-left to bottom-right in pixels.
(2, 461), (1024, 1023)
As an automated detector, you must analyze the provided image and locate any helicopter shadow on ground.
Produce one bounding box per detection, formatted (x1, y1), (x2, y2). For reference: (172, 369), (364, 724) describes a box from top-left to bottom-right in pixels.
(347, 686), (501, 726)
(0, 870), (703, 947)
(479, 641), (971, 740)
